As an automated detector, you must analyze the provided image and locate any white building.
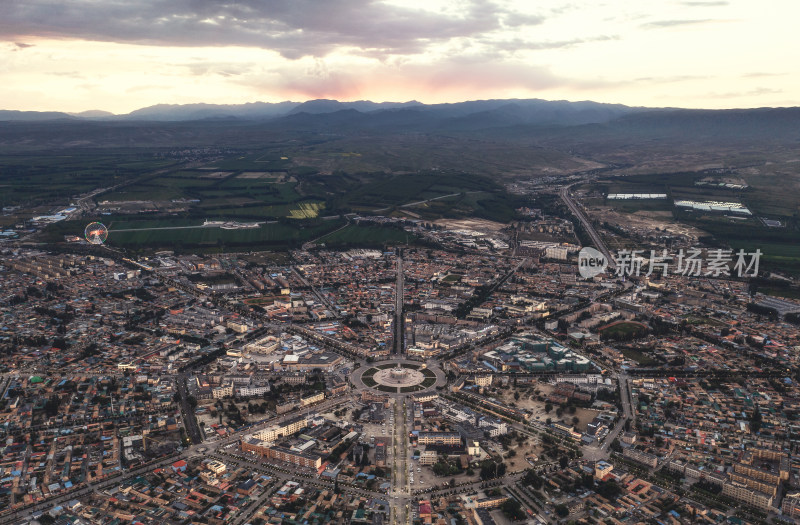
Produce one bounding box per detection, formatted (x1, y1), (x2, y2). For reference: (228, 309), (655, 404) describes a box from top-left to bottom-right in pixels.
(238, 385), (270, 398)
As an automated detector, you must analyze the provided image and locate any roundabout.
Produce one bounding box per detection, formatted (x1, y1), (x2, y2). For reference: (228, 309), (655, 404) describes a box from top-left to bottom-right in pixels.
(375, 366), (424, 387)
(352, 360), (446, 395)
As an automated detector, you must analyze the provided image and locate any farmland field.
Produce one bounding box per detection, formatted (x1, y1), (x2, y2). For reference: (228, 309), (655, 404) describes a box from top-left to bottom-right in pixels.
(317, 224), (415, 247)
(108, 220), (343, 249)
(287, 202), (324, 219)
(42, 215), (347, 252)
(585, 170), (800, 273)
(0, 151), (175, 207)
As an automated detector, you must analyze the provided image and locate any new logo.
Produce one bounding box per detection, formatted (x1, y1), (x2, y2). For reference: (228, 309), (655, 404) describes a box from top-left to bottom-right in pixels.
(578, 247), (607, 278)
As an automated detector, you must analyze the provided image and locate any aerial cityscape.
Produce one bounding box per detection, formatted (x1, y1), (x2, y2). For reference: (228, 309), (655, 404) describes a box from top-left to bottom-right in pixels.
(2, 1), (800, 525)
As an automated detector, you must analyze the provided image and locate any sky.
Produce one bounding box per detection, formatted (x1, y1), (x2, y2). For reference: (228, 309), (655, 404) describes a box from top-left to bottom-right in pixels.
(1, 0), (797, 113)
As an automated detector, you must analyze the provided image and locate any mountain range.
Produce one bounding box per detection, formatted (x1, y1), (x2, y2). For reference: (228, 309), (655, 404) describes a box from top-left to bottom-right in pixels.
(1, 98), (641, 126)
(1, 98), (799, 155)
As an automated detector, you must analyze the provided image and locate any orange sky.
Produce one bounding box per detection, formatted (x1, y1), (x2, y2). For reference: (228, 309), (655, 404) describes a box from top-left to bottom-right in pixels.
(1, 0), (797, 113)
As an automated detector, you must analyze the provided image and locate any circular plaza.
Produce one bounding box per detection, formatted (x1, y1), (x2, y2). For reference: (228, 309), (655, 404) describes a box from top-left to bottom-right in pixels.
(353, 361), (446, 395)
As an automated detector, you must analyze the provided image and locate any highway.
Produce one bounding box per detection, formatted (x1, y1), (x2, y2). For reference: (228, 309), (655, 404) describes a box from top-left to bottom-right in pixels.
(176, 373), (205, 444)
(559, 185), (617, 270)
(389, 398), (410, 525)
(394, 250), (404, 355)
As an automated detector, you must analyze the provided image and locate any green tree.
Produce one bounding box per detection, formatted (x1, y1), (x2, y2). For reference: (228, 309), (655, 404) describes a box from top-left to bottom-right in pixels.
(523, 470), (543, 490)
(501, 498), (525, 520)
(596, 480), (622, 500)
(750, 406), (763, 434)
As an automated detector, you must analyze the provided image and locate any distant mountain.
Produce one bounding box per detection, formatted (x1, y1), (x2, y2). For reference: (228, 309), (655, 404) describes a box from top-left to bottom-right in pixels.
(123, 101), (299, 121)
(69, 110), (115, 119)
(433, 99), (641, 129)
(261, 98), (644, 133)
(0, 110), (75, 122)
(287, 99), (423, 115)
(1, 100), (799, 154)
(0, 98), (641, 124)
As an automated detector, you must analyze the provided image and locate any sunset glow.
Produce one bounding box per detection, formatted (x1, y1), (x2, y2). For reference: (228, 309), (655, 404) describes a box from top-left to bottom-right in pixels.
(2, 0), (797, 113)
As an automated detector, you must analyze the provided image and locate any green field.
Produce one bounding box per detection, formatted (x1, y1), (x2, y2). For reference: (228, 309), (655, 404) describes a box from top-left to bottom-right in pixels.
(730, 241), (800, 274)
(620, 348), (658, 366)
(288, 202), (324, 219)
(318, 224), (416, 248)
(108, 221), (342, 249)
(334, 171), (523, 222)
(0, 151), (175, 207)
(107, 218), (204, 230)
(43, 215), (347, 252)
(598, 321), (649, 338)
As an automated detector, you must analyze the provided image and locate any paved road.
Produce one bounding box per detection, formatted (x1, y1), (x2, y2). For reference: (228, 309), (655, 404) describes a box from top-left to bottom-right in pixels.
(176, 373), (204, 444)
(0, 453), (182, 524)
(291, 265), (341, 318)
(394, 251), (404, 355)
(560, 185), (616, 270)
(373, 192), (480, 213)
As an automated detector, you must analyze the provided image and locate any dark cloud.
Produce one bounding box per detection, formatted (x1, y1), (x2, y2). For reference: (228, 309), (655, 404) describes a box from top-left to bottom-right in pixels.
(641, 19), (713, 28)
(0, 0), (544, 59)
(10, 41), (33, 51)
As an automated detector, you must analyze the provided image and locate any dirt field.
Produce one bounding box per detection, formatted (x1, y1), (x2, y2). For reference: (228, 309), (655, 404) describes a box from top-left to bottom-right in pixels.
(199, 171), (233, 179)
(416, 459), (482, 489)
(594, 206), (706, 241)
(433, 218), (508, 232)
(496, 382), (603, 433)
(505, 437), (542, 471)
(237, 172), (287, 180)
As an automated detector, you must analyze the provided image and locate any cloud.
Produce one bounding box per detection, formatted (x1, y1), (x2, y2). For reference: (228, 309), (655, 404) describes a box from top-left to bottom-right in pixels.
(706, 87), (783, 99)
(10, 41), (33, 51)
(487, 35), (619, 53)
(633, 74), (709, 83)
(741, 72), (786, 78)
(0, 0), (544, 59)
(237, 56), (614, 102)
(641, 19), (713, 28)
(126, 84), (174, 94)
(48, 71), (85, 79)
(679, 1), (729, 6)
(180, 61), (256, 77)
